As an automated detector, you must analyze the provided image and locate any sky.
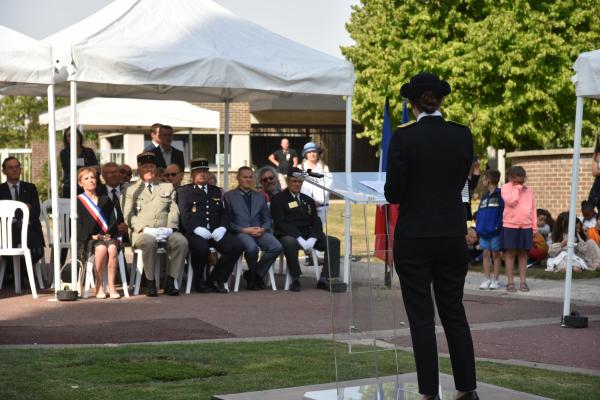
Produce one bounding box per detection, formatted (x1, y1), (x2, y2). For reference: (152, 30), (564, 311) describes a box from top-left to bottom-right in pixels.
(0, 0), (359, 58)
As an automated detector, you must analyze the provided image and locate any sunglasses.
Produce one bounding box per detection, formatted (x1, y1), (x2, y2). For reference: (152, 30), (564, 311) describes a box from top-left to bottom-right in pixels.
(164, 173), (178, 178)
(261, 176), (275, 182)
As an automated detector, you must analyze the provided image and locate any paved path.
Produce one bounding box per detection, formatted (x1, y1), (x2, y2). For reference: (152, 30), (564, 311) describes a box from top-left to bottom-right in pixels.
(1, 269), (599, 375)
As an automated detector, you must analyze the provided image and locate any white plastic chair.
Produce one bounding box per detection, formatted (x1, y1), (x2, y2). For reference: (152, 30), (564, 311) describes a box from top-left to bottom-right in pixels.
(282, 250), (321, 290)
(232, 252), (277, 292)
(41, 198), (71, 287)
(0, 200), (38, 298)
(131, 248), (162, 296)
(176, 248), (225, 294)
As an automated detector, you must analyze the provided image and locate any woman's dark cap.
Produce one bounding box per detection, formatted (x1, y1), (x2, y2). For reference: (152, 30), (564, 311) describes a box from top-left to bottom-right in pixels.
(400, 72), (451, 99)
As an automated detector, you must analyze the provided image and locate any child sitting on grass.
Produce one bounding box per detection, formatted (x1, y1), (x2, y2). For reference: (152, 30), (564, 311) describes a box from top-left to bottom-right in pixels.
(581, 200), (600, 244)
(475, 170), (504, 289)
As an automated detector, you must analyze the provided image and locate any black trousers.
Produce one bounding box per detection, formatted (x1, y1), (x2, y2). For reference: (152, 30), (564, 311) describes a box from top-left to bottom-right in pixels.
(278, 233), (340, 279)
(188, 233), (244, 284)
(394, 236), (476, 395)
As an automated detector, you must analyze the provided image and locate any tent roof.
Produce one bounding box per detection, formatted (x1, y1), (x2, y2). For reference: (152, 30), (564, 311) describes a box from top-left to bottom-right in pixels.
(38, 97), (220, 131)
(59, 0), (354, 101)
(0, 25), (54, 86)
(573, 49), (600, 99)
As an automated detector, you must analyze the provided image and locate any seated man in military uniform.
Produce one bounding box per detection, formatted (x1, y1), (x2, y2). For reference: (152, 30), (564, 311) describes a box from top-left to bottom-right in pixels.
(122, 152), (188, 296)
(176, 158), (244, 293)
(270, 167), (344, 292)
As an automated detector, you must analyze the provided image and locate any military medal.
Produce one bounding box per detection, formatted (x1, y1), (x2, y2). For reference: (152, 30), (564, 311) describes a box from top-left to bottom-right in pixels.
(192, 201), (197, 213)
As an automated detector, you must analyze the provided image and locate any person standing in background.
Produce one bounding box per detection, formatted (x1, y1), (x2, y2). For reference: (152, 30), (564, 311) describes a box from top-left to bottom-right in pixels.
(268, 138), (298, 190)
(143, 123), (162, 152)
(300, 142), (330, 223)
(60, 128), (98, 197)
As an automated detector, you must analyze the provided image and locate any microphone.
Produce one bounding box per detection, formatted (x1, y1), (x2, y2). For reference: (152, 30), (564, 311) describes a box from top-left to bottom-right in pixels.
(305, 169), (324, 178)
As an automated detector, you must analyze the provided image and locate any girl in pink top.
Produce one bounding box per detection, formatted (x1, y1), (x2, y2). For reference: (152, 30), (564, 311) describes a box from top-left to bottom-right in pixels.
(501, 166), (537, 293)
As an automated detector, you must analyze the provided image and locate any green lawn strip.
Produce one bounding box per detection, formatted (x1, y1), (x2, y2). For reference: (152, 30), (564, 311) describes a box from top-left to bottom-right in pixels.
(0, 340), (597, 400)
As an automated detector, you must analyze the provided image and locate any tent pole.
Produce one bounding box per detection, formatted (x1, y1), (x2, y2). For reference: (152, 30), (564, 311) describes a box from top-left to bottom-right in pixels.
(188, 127), (193, 172)
(217, 128), (221, 185)
(69, 81), (78, 288)
(224, 100), (230, 190)
(47, 85), (61, 296)
(343, 96), (352, 284)
(562, 96), (584, 325)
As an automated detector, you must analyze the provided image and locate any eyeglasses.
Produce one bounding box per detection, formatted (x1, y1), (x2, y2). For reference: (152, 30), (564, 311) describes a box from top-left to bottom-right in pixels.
(164, 173), (178, 178)
(261, 176), (275, 182)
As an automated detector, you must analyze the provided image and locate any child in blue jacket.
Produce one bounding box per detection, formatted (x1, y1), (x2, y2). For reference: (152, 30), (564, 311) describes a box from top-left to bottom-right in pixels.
(476, 169), (504, 289)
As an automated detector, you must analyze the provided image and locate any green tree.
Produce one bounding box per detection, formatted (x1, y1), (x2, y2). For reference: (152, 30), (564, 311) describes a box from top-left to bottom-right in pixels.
(343, 0), (600, 153)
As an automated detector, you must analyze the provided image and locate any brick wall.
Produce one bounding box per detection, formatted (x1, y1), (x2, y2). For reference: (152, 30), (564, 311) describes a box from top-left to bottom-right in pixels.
(507, 148), (594, 219)
(194, 102), (250, 132)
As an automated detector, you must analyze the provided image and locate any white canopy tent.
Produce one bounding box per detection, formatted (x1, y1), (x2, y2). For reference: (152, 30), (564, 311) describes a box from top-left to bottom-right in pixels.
(32, 0), (355, 287)
(564, 49), (600, 323)
(0, 25), (62, 297)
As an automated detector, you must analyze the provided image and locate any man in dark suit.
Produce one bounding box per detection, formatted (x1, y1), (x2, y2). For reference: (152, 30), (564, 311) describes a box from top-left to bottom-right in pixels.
(177, 159), (244, 293)
(0, 157), (45, 267)
(143, 123), (162, 152)
(271, 167), (342, 292)
(384, 73), (478, 400)
(223, 166), (282, 290)
(152, 125), (185, 171)
(97, 162), (129, 244)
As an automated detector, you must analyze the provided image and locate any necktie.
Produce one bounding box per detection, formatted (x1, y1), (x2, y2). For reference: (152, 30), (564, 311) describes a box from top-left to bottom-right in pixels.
(12, 184), (18, 201)
(243, 191), (252, 214)
(201, 185), (207, 194)
(147, 184), (153, 194)
(111, 188), (123, 222)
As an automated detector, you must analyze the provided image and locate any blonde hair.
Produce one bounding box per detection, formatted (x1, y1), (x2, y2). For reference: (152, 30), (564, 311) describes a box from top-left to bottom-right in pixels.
(77, 167), (97, 184)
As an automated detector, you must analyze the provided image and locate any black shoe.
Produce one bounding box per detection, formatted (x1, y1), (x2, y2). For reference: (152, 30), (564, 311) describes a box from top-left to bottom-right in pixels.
(194, 280), (211, 293)
(145, 280), (158, 297)
(243, 270), (256, 290)
(290, 279), (301, 292)
(316, 280), (329, 291)
(457, 391), (479, 400)
(209, 280), (229, 293)
(255, 274), (266, 290)
(164, 277), (180, 296)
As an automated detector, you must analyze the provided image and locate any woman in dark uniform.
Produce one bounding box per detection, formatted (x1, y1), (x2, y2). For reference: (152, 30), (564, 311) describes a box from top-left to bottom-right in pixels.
(77, 167), (120, 299)
(384, 73), (478, 400)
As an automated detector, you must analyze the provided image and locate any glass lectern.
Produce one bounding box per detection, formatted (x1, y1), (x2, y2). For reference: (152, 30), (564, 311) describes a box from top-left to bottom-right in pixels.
(302, 172), (451, 400)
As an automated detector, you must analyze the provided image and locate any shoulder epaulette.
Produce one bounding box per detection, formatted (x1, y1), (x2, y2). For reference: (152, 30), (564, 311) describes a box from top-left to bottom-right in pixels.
(446, 120), (468, 127)
(397, 121), (416, 129)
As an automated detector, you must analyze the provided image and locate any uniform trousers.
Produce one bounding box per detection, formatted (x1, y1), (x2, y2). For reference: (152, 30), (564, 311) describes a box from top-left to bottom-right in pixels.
(133, 232), (188, 280)
(187, 232), (244, 284)
(235, 232), (283, 277)
(278, 233), (340, 280)
(394, 236), (476, 395)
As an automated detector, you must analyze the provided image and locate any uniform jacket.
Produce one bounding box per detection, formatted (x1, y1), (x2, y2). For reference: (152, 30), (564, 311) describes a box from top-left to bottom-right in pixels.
(384, 116), (473, 238)
(223, 188), (272, 233)
(76, 194), (117, 246)
(151, 145), (185, 171)
(0, 181), (45, 248)
(270, 189), (323, 239)
(121, 180), (180, 243)
(176, 183), (229, 235)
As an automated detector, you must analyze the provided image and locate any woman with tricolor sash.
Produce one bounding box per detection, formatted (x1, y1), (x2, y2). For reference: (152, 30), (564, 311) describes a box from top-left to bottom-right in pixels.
(77, 167), (120, 299)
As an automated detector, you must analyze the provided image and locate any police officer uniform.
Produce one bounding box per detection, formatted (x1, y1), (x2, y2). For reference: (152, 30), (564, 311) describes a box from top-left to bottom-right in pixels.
(176, 159), (243, 292)
(270, 168), (341, 291)
(384, 73), (478, 399)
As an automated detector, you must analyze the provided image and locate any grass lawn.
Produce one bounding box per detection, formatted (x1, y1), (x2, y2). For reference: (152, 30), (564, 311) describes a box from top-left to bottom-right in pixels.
(0, 339), (597, 400)
(326, 202), (377, 255)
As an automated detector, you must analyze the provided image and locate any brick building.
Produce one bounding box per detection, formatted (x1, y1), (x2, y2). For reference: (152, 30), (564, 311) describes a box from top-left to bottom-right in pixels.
(506, 148), (594, 219)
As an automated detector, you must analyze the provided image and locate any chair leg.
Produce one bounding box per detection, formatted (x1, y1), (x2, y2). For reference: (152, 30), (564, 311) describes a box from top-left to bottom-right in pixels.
(134, 250), (144, 296)
(278, 254), (285, 275)
(118, 251), (129, 298)
(13, 256), (22, 294)
(35, 260), (45, 289)
(0, 258), (5, 290)
(268, 265), (277, 291)
(83, 258), (95, 299)
(233, 257), (243, 292)
(49, 247), (55, 289)
(284, 269), (292, 290)
(312, 251), (321, 282)
(185, 255), (193, 295)
(23, 251), (38, 299)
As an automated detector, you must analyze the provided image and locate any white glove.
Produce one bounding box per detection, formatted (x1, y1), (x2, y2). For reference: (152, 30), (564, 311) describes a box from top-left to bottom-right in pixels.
(194, 226), (212, 240)
(211, 226), (227, 242)
(297, 237), (310, 251)
(157, 227), (173, 238)
(143, 227), (160, 238)
(306, 237), (317, 250)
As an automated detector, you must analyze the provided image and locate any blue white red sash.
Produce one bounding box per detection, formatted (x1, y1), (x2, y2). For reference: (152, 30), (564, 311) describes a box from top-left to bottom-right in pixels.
(78, 193), (108, 233)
